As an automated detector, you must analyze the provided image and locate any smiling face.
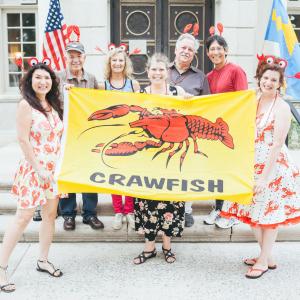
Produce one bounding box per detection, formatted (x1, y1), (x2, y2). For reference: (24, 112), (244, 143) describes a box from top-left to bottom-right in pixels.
(259, 69), (281, 95)
(110, 52), (126, 75)
(66, 50), (86, 73)
(175, 38), (195, 66)
(147, 60), (168, 84)
(31, 68), (52, 97)
(206, 40), (227, 68)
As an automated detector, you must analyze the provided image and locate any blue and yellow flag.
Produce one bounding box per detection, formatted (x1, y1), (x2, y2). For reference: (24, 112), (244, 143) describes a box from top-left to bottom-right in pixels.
(264, 0), (300, 100)
(56, 88), (256, 204)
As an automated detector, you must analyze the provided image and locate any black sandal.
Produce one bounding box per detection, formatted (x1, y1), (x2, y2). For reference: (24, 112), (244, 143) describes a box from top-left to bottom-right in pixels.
(36, 260), (63, 277)
(133, 249), (157, 265)
(162, 247), (176, 264)
(0, 265), (16, 293)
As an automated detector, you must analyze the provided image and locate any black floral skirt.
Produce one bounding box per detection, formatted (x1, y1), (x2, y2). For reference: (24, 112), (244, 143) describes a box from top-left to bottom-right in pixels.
(134, 198), (185, 242)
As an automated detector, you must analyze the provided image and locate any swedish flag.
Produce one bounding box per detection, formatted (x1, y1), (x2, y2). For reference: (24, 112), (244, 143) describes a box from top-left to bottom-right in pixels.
(264, 0), (300, 100)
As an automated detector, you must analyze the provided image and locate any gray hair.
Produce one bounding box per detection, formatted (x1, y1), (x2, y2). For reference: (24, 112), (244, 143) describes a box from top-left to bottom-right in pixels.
(175, 33), (199, 52)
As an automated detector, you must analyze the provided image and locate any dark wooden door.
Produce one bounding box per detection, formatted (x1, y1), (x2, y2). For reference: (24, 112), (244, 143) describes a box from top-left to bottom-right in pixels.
(111, 0), (214, 86)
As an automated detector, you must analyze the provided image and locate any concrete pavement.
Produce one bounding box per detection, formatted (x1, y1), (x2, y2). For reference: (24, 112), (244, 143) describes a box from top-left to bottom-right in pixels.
(1, 242), (300, 300)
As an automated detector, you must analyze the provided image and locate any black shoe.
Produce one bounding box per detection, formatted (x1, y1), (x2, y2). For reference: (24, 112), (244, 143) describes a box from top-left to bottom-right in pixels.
(33, 209), (42, 222)
(83, 216), (104, 230)
(63, 217), (76, 231)
(184, 213), (194, 227)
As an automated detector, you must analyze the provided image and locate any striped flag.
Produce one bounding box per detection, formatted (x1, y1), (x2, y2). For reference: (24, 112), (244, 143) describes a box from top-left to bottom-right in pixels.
(43, 0), (67, 71)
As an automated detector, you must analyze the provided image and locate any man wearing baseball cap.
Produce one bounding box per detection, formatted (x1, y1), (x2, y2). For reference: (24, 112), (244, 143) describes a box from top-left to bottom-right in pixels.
(56, 41), (104, 231)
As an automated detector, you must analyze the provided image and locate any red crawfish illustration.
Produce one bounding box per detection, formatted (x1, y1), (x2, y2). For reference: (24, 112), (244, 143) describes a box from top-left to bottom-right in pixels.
(284, 205), (300, 216)
(87, 104), (234, 170)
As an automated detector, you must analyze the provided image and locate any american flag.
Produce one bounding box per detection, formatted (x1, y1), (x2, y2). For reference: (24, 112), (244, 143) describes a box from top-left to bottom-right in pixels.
(43, 0), (67, 71)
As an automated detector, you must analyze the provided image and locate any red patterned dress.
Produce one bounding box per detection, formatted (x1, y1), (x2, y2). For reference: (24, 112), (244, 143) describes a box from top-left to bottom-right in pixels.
(221, 111), (300, 228)
(11, 107), (63, 209)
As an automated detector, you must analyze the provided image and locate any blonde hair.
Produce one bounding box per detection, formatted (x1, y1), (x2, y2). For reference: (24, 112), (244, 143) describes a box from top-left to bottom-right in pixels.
(103, 48), (134, 80)
(146, 53), (169, 71)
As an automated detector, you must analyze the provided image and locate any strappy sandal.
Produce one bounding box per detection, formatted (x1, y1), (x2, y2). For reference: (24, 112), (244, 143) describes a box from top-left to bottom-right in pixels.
(0, 265), (16, 293)
(245, 266), (268, 279)
(133, 249), (157, 265)
(162, 246), (176, 264)
(36, 260), (63, 277)
(243, 258), (277, 270)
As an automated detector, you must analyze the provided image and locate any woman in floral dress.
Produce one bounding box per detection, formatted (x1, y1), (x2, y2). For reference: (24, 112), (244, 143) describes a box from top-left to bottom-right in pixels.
(133, 53), (187, 265)
(0, 62), (64, 293)
(221, 61), (300, 279)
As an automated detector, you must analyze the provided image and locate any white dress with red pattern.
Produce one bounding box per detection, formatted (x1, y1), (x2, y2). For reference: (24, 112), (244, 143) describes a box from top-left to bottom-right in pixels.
(11, 107), (63, 209)
(221, 111), (300, 228)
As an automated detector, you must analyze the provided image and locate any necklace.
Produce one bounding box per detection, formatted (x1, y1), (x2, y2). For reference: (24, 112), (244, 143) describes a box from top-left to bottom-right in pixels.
(109, 78), (126, 90)
(256, 93), (277, 132)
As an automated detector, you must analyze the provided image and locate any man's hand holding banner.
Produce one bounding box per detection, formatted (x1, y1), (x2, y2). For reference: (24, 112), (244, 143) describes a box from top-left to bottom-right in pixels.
(56, 88), (256, 204)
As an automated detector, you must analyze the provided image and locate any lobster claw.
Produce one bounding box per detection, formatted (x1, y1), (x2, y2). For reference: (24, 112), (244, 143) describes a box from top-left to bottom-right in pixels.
(88, 104), (130, 121)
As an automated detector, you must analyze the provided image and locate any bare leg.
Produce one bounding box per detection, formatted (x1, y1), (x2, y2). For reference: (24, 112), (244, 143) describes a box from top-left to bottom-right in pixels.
(162, 235), (175, 263)
(0, 207), (35, 289)
(133, 240), (156, 264)
(37, 197), (60, 275)
(252, 227), (263, 248)
(256, 228), (278, 267)
(250, 227), (276, 266)
(246, 228), (278, 277)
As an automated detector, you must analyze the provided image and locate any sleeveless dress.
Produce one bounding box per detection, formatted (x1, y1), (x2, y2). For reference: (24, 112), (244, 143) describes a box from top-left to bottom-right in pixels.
(11, 107), (64, 209)
(135, 85), (185, 241)
(221, 109), (300, 228)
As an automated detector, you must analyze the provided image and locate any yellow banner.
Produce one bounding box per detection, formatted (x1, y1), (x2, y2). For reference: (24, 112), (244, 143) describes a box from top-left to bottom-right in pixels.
(56, 88), (256, 204)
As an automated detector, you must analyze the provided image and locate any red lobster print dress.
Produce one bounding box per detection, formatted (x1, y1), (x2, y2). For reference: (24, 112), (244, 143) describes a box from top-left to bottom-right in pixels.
(11, 107), (63, 209)
(221, 110), (300, 228)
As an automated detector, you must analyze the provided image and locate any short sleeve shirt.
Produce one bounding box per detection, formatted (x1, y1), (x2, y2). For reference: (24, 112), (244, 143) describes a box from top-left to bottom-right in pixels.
(168, 63), (211, 96)
(206, 63), (248, 94)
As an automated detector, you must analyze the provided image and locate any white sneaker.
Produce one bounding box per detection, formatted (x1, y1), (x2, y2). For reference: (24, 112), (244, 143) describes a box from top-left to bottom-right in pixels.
(113, 213), (123, 230)
(203, 209), (220, 225)
(215, 217), (239, 229)
(126, 213), (135, 230)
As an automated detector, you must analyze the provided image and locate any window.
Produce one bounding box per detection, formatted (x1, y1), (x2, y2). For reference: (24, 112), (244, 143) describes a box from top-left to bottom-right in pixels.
(4, 11), (37, 89)
(288, 0), (300, 43)
(289, 13), (300, 42)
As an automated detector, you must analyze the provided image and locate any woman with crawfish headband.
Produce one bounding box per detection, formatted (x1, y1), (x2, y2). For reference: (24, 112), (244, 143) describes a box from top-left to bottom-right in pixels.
(0, 62), (64, 293)
(99, 46), (140, 231)
(203, 29), (248, 229)
(220, 58), (300, 279)
(133, 53), (187, 265)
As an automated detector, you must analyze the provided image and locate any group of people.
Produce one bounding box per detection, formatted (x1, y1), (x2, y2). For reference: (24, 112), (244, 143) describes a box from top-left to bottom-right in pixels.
(0, 30), (300, 293)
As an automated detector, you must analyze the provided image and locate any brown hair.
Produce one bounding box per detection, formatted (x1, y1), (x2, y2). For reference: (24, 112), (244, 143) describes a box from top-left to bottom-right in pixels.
(255, 63), (285, 90)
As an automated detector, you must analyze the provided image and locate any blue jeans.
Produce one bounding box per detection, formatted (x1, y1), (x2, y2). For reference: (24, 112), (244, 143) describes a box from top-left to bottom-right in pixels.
(59, 193), (98, 220)
(215, 199), (224, 211)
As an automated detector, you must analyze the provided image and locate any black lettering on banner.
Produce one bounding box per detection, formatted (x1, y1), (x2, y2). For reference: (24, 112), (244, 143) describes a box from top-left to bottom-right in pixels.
(144, 177), (165, 189)
(109, 173), (125, 186)
(208, 180), (223, 192)
(90, 172), (105, 183)
(127, 175), (143, 187)
(167, 179), (180, 191)
(190, 179), (205, 192)
(181, 179), (188, 191)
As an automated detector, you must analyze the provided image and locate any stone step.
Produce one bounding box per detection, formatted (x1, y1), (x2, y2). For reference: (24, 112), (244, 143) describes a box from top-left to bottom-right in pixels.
(0, 214), (299, 242)
(0, 192), (215, 216)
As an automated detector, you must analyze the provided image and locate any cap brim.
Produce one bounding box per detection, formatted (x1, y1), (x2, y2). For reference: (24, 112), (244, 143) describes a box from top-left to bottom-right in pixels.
(66, 48), (85, 54)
